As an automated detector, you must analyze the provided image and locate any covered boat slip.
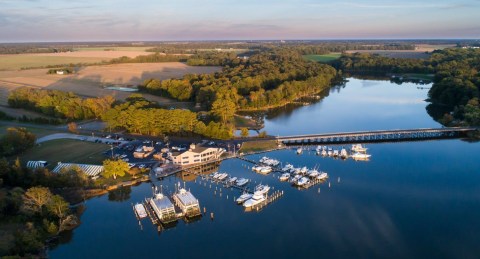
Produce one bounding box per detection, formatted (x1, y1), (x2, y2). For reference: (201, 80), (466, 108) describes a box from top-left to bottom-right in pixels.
(148, 194), (177, 224)
(173, 189), (202, 218)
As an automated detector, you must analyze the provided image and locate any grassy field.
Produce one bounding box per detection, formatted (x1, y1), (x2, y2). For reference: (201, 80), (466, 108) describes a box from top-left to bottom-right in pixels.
(19, 139), (109, 166)
(303, 53), (342, 63)
(0, 55), (108, 70)
(74, 46), (151, 52)
(239, 140), (278, 153)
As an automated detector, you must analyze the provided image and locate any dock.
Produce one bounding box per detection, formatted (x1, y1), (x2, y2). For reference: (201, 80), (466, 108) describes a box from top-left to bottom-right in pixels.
(249, 190), (284, 212)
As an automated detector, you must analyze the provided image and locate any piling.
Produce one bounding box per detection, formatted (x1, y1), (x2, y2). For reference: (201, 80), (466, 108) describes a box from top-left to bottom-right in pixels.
(210, 212), (214, 220)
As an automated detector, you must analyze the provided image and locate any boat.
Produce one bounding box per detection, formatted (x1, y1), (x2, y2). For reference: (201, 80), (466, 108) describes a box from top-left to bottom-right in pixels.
(307, 169), (320, 178)
(252, 165), (262, 172)
(321, 149), (327, 156)
(317, 172), (328, 180)
(217, 173), (229, 181)
(300, 166), (308, 174)
(351, 144), (367, 153)
(296, 177), (310, 186)
(333, 150), (339, 157)
(134, 203), (147, 219)
(255, 184), (270, 195)
(282, 163), (294, 172)
(315, 146), (322, 155)
(243, 191), (266, 208)
(290, 174), (302, 184)
(351, 152), (371, 160)
(259, 166), (272, 174)
(279, 173), (290, 181)
(296, 147), (303, 154)
(327, 150), (333, 156)
(340, 148), (348, 159)
(227, 177), (237, 184)
(236, 178), (250, 187)
(212, 172), (221, 179)
(236, 192), (253, 204)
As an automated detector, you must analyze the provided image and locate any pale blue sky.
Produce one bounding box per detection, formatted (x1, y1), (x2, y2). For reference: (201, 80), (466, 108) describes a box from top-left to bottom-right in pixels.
(0, 0), (479, 42)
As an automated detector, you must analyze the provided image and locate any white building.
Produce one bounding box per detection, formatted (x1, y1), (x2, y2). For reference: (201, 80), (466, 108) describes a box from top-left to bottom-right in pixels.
(171, 144), (225, 166)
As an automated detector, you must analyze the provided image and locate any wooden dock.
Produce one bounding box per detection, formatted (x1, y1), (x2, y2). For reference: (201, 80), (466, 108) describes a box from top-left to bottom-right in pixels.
(249, 190), (284, 212)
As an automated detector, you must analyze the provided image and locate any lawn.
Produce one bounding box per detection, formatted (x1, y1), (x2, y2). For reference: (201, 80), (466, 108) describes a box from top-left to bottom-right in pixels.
(0, 55), (108, 70)
(303, 53), (342, 63)
(239, 140), (279, 153)
(234, 115), (261, 129)
(19, 139), (109, 167)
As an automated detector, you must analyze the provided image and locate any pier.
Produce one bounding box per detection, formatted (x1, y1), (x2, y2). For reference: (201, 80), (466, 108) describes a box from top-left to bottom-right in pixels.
(276, 127), (478, 145)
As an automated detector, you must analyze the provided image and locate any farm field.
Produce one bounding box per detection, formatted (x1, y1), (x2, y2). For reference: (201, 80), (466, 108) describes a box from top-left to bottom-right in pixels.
(303, 53), (342, 63)
(0, 55), (109, 70)
(344, 50), (431, 59)
(20, 139), (109, 166)
(0, 62), (221, 106)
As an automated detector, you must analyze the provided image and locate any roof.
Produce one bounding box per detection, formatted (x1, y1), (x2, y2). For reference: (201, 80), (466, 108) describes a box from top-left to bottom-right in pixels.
(53, 163), (103, 177)
(26, 161), (47, 169)
(174, 189), (198, 206)
(151, 194), (174, 210)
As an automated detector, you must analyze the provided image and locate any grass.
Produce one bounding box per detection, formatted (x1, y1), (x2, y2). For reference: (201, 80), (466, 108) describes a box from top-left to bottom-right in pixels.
(303, 53), (342, 63)
(0, 55), (108, 70)
(234, 115), (261, 129)
(19, 139), (109, 167)
(239, 140), (278, 153)
(0, 125), (61, 138)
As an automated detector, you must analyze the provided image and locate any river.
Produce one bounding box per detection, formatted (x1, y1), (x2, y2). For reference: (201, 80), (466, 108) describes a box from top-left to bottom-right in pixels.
(49, 78), (480, 259)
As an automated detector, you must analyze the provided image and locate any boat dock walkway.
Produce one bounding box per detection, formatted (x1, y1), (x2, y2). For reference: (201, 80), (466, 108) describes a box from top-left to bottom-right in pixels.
(250, 190), (284, 211)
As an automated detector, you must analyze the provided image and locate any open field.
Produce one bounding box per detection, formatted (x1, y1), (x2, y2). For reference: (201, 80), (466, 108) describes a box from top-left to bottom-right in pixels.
(0, 62), (221, 106)
(74, 46), (152, 52)
(303, 53), (342, 63)
(345, 50), (431, 59)
(239, 140), (278, 153)
(20, 139), (109, 166)
(0, 55), (109, 70)
(0, 125), (61, 138)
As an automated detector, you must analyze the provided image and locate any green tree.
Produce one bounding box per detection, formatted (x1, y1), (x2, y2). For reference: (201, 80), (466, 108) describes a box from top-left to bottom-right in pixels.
(22, 186), (52, 215)
(240, 127), (249, 138)
(102, 159), (129, 180)
(211, 98), (236, 124)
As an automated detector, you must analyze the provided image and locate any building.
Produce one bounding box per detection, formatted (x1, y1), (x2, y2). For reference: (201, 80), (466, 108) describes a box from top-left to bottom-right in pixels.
(26, 160), (48, 169)
(170, 144), (225, 166)
(172, 188), (201, 218)
(56, 70), (65, 75)
(149, 193), (177, 224)
(53, 162), (103, 178)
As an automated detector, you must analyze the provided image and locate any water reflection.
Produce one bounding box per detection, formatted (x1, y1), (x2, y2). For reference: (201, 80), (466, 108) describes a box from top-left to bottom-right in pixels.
(108, 186), (132, 202)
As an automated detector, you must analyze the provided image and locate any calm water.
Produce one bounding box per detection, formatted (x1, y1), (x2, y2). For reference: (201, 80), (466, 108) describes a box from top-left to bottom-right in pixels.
(50, 78), (480, 259)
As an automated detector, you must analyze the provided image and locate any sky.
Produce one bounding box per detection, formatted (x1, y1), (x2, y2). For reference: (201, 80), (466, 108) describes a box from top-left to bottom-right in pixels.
(0, 0), (479, 42)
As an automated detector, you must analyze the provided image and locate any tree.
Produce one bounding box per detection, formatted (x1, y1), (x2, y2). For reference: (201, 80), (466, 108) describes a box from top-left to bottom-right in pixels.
(22, 186), (52, 215)
(240, 127), (249, 138)
(0, 127), (36, 156)
(67, 122), (79, 134)
(258, 130), (268, 138)
(47, 195), (69, 220)
(102, 159), (129, 180)
(211, 98), (236, 124)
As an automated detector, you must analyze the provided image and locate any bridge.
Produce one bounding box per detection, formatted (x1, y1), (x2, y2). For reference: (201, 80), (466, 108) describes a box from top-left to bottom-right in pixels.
(276, 127), (478, 145)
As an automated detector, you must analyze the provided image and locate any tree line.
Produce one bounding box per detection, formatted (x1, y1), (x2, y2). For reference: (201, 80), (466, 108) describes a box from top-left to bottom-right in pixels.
(8, 88), (115, 120)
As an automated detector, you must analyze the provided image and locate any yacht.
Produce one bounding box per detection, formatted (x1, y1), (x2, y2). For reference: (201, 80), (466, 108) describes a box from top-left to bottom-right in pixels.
(258, 166), (272, 174)
(351, 152), (371, 160)
(296, 147), (303, 154)
(236, 178), (250, 187)
(321, 149), (327, 156)
(227, 177), (237, 184)
(279, 173), (291, 181)
(327, 150), (333, 156)
(296, 177), (310, 186)
(255, 184), (270, 195)
(252, 165), (262, 172)
(340, 148), (348, 159)
(212, 172), (221, 179)
(333, 150), (339, 157)
(236, 192), (253, 204)
(351, 144), (368, 153)
(243, 192), (266, 208)
(317, 172), (328, 180)
(217, 173), (229, 181)
(307, 169), (320, 178)
(134, 203), (147, 219)
(315, 146), (322, 155)
(282, 163), (294, 172)
(290, 174), (302, 184)
(300, 166), (308, 175)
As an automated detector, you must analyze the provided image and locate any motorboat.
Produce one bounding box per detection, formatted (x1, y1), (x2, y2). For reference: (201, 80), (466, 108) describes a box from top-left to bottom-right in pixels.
(255, 184), (270, 195)
(243, 192), (266, 208)
(321, 149), (327, 156)
(296, 177), (310, 186)
(134, 203), (147, 219)
(227, 177), (238, 184)
(290, 174), (302, 184)
(351, 144), (368, 153)
(282, 163), (294, 172)
(307, 169), (320, 178)
(317, 172), (328, 180)
(211, 172), (220, 179)
(340, 148), (348, 159)
(351, 152), (371, 160)
(279, 173), (291, 181)
(217, 173), (229, 181)
(300, 166), (308, 174)
(296, 147), (303, 154)
(259, 166), (272, 174)
(252, 165), (262, 172)
(333, 150), (339, 157)
(327, 150), (333, 156)
(236, 192), (253, 204)
(236, 178), (250, 187)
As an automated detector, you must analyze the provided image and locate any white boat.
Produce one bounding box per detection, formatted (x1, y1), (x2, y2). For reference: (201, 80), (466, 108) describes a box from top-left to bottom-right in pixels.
(333, 150), (339, 157)
(217, 173), (229, 181)
(259, 166), (272, 174)
(340, 148), (348, 159)
(321, 149), (327, 156)
(236, 178), (250, 187)
(300, 166), (308, 174)
(227, 177), (237, 184)
(236, 192), (253, 204)
(243, 191), (266, 208)
(327, 150), (333, 156)
(134, 203), (147, 219)
(296, 177), (310, 186)
(307, 169), (320, 178)
(296, 147), (303, 154)
(351, 144), (368, 153)
(255, 184), (270, 195)
(317, 172), (328, 180)
(279, 173), (291, 181)
(290, 174), (302, 184)
(351, 152), (371, 160)
(252, 165), (262, 172)
(212, 172), (220, 179)
(315, 146), (322, 155)
(282, 163), (294, 172)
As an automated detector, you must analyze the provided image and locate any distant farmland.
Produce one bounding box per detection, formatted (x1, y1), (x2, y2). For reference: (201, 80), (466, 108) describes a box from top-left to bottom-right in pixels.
(303, 53), (342, 63)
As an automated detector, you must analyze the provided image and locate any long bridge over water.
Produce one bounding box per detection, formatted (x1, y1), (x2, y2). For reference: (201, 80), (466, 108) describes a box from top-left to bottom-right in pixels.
(276, 127), (478, 145)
